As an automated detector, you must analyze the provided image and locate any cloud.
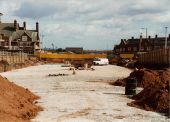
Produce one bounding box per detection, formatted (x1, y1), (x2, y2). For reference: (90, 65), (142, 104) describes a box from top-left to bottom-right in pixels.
(13, 1), (66, 19)
(121, 7), (164, 16)
(1, 0), (170, 49)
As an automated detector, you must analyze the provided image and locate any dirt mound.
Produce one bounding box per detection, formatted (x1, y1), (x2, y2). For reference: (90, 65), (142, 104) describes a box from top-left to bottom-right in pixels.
(0, 76), (42, 122)
(111, 68), (170, 88)
(110, 68), (170, 116)
(128, 69), (170, 116)
(128, 86), (169, 116)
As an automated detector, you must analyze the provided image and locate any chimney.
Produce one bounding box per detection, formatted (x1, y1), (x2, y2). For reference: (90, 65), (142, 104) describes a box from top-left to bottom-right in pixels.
(148, 35), (151, 39)
(36, 22), (39, 33)
(153, 34), (158, 50)
(23, 21), (26, 30)
(131, 36), (134, 39)
(155, 34), (158, 38)
(14, 20), (18, 30)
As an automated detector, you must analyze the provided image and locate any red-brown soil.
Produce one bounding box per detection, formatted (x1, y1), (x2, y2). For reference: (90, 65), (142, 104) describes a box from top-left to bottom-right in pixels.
(0, 75), (42, 122)
(111, 68), (170, 88)
(128, 69), (170, 116)
(110, 68), (170, 116)
(109, 78), (126, 86)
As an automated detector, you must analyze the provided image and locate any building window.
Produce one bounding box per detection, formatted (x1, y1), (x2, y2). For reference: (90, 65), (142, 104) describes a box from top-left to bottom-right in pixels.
(141, 46), (144, 51)
(133, 47), (137, 51)
(116, 49), (119, 52)
(22, 36), (27, 41)
(123, 48), (125, 52)
(120, 48), (122, 52)
(128, 47), (131, 51)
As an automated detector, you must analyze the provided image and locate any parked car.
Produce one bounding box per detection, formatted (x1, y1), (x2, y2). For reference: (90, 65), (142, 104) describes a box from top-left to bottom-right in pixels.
(93, 58), (109, 65)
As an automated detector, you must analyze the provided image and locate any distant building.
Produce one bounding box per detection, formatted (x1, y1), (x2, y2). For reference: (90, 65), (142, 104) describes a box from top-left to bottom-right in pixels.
(0, 20), (40, 54)
(114, 34), (170, 54)
(65, 47), (83, 54)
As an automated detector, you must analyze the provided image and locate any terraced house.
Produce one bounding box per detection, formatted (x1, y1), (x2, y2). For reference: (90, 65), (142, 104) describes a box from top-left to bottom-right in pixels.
(114, 34), (170, 54)
(0, 20), (40, 55)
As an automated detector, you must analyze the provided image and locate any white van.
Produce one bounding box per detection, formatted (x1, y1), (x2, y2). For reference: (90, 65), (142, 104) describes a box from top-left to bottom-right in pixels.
(93, 58), (109, 65)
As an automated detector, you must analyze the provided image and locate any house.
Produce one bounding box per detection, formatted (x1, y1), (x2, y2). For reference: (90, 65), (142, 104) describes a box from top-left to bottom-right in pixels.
(114, 34), (170, 55)
(0, 20), (40, 55)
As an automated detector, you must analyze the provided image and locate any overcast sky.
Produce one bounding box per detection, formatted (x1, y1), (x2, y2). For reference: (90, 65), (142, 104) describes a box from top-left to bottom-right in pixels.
(0, 0), (170, 50)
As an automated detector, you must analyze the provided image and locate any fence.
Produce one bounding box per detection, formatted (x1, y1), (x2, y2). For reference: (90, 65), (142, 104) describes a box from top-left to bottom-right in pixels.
(36, 52), (107, 60)
(0, 51), (28, 72)
(138, 48), (170, 67)
(0, 51), (28, 64)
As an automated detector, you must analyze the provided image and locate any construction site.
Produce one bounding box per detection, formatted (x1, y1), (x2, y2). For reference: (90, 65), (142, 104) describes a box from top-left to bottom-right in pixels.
(0, 20), (169, 121)
(0, 46), (169, 122)
(0, 2), (170, 121)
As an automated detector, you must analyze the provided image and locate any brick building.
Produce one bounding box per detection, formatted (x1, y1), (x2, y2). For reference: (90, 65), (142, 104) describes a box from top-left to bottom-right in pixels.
(114, 34), (170, 54)
(0, 20), (40, 55)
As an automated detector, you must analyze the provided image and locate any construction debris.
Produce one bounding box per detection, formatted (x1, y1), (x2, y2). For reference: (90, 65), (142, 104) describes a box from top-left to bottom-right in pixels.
(48, 73), (69, 77)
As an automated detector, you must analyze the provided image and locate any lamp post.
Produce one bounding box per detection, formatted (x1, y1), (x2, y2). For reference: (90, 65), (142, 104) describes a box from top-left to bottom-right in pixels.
(141, 27), (147, 39)
(0, 13), (3, 23)
(51, 43), (54, 51)
(165, 27), (168, 49)
(40, 34), (45, 51)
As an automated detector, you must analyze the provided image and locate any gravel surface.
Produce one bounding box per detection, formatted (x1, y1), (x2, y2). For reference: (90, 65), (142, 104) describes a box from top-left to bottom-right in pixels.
(1, 64), (169, 122)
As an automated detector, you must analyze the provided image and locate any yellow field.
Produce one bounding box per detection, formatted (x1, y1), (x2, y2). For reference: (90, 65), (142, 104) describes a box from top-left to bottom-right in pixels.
(36, 52), (107, 59)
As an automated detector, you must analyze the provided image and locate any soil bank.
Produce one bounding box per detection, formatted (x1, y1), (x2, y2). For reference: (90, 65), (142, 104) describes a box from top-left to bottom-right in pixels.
(0, 75), (42, 122)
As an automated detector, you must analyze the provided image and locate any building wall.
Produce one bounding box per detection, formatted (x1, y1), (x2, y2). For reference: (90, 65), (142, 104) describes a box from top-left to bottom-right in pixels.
(0, 20), (40, 55)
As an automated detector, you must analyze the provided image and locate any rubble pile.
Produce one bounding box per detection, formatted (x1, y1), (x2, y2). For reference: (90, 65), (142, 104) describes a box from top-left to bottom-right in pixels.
(48, 73), (69, 77)
(0, 76), (42, 122)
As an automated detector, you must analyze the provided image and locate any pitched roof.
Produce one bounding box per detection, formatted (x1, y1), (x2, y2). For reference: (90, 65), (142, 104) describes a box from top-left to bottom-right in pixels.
(0, 23), (15, 37)
(127, 37), (170, 45)
(127, 39), (140, 44)
(0, 22), (38, 41)
(12, 30), (38, 41)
